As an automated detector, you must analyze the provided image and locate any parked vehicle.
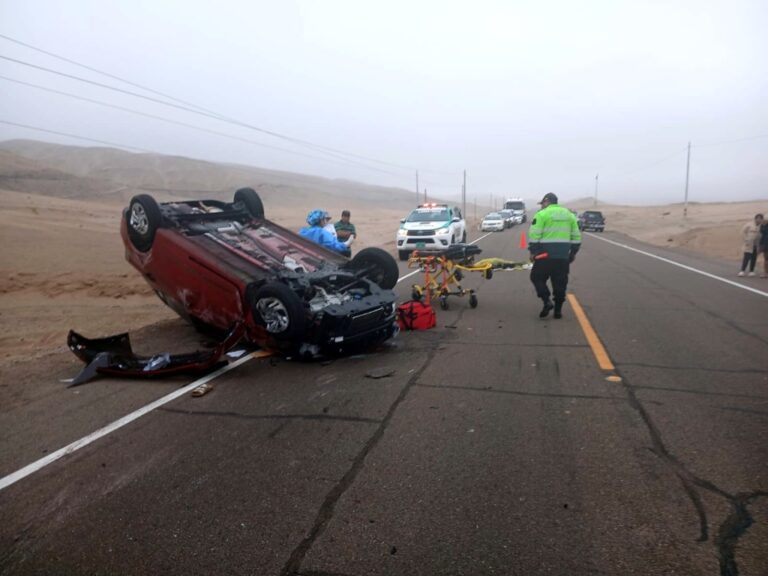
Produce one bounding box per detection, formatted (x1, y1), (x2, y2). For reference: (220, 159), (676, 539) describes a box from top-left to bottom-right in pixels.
(578, 210), (605, 232)
(499, 209), (517, 228)
(396, 203), (466, 261)
(481, 212), (506, 232)
(503, 198), (527, 223)
(121, 188), (399, 358)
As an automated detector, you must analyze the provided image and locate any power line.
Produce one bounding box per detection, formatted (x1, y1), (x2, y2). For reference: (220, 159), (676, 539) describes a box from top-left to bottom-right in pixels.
(0, 119), (154, 152)
(693, 134), (768, 148)
(610, 147), (688, 179)
(0, 32), (214, 115)
(0, 74), (406, 177)
(0, 51), (434, 174)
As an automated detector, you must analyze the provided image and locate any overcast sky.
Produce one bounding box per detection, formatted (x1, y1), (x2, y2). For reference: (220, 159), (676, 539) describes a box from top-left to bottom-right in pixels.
(1, 0), (766, 205)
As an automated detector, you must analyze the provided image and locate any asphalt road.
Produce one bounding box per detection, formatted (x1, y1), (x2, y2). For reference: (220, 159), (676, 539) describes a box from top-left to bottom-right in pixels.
(2, 227), (767, 576)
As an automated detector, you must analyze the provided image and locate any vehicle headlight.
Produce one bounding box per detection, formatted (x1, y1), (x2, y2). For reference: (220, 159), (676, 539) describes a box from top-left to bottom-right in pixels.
(397, 228), (408, 237)
(435, 226), (451, 235)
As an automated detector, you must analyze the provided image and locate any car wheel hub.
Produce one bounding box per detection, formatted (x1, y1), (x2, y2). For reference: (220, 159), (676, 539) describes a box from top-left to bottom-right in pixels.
(256, 297), (290, 333)
(130, 204), (149, 235)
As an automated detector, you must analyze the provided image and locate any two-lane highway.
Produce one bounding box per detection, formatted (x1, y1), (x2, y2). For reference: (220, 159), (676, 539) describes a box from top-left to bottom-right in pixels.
(1, 227), (766, 575)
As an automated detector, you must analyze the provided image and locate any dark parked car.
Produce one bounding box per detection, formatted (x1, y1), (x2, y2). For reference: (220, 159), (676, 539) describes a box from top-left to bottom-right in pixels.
(578, 210), (605, 232)
(120, 188), (399, 358)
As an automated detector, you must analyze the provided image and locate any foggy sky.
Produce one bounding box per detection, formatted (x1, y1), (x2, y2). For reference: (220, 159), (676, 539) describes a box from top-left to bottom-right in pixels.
(1, 0), (766, 205)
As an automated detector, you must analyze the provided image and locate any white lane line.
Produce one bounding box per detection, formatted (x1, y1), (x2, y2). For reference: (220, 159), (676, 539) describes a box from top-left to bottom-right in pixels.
(0, 353), (256, 492)
(1, 233), (500, 492)
(395, 232), (496, 284)
(587, 233), (768, 298)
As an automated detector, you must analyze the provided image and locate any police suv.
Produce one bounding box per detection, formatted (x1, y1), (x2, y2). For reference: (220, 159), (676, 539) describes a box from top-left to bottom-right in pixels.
(396, 203), (467, 261)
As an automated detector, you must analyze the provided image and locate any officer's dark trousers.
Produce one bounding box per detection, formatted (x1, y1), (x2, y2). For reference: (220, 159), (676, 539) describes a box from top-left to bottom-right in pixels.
(530, 258), (570, 304)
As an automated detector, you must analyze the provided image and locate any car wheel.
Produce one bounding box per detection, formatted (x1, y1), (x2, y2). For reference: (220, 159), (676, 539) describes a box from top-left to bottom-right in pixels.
(252, 282), (305, 341)
(399, 250), (410, 261)
(234, 187), (265, 219)
(347, 247), (399, 289)
(126, 194), (162, 252)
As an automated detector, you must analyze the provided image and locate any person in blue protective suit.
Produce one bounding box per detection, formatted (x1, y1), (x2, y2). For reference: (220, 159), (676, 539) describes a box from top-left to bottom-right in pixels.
(300, 209), (353, 256)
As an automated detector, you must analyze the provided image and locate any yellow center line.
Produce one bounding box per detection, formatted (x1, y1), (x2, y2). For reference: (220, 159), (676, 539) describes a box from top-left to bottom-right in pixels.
(567, 293), (615, 371)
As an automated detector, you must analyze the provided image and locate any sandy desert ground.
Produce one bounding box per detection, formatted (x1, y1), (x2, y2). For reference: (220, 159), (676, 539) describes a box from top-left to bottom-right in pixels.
(1, 140), (766, 379)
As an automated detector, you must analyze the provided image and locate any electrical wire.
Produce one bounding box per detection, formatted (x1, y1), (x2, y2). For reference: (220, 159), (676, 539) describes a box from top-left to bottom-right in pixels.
(0, 50), (436, 174)
(0, 74), (406, 176)
(693, 134), (768, 148)
(0, 32), (214, 115)
(610, 147), (688, 179)
(0, 119), (154, 153)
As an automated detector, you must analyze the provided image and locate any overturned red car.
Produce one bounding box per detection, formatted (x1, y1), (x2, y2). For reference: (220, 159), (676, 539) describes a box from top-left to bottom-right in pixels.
(117, 188), (400, 358)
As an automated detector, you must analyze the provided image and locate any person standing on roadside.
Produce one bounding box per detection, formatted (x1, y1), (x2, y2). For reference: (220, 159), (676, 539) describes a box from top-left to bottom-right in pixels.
(528, 193), (582, 319)
(738, 213), (763, 277)
(334, 210), (357, 243)
(759, 214), (768, 278)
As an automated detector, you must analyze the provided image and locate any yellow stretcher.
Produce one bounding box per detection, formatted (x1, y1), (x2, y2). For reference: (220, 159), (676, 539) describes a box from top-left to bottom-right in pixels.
(406, 245), (532, 310)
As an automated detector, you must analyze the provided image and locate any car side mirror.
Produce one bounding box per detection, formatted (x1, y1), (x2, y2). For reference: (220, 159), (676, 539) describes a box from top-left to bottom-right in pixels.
(452, 217), (461, 223)
(400, 218), (406, 224)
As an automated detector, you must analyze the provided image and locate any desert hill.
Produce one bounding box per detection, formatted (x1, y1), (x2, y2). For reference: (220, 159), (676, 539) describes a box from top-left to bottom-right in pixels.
(0, 139), (426, 212)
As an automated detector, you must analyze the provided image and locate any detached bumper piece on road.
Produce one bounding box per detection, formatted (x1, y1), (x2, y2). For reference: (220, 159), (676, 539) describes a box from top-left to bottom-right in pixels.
(65, 324), (246, 386)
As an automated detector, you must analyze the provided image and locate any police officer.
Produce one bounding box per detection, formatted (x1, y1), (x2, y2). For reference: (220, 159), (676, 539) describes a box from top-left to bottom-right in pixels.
(528, 193), (582, 319)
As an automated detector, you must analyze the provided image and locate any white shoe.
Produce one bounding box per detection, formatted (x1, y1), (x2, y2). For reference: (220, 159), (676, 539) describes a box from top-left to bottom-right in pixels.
(737, 271), (745, 277)
(748, 271), (756, 277)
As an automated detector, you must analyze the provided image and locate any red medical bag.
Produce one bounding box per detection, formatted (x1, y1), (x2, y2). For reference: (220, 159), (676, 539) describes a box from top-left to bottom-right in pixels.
(396, 300), (436, 331)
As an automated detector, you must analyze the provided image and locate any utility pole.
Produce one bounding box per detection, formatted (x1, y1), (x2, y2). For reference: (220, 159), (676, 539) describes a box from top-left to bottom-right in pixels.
(594, 173), (599, 207)
(683, 141), (691, 218)
(415, 170), (420, 206)
(462, 170), (467, 220)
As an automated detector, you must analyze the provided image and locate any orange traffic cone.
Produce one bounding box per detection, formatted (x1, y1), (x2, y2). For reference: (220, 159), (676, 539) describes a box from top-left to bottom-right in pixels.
(519, 230), (527, 249)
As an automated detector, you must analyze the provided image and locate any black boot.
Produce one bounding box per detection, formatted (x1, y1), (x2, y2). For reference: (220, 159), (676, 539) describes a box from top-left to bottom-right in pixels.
(554, 301), (563, 319)
(539, 299), (554, 318)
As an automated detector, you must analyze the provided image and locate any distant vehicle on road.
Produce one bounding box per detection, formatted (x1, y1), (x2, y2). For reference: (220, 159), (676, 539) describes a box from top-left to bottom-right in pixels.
(499, 209), (518, 228)
(578, 210), (605, 232)
(396, 203), (466, 260)
(481, 212), (506, 232)
(503, 198), (527, 223)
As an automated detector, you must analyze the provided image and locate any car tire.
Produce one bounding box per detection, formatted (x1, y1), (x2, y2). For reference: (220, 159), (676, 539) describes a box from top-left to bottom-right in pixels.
(347, 247), (399, 289)
(234, 187), (265, 219)
(126, 194), (162, 252)
(251, 282), (305, 341)
(399, 250), (410, 261)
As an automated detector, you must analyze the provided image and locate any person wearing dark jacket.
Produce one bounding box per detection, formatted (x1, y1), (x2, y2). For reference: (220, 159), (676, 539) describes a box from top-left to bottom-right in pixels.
(527, 193), (582, 319)
(759, 216), (768, 278)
